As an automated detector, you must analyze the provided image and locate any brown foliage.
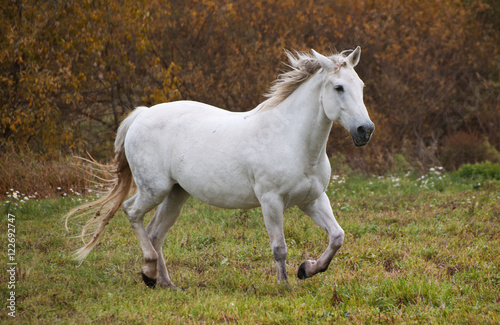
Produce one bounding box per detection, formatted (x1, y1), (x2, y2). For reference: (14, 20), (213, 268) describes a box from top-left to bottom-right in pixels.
(439, 132), (500, 170)
(0, 145), (91, 198)
(1, 0), (181, 157)
(1, 0), (499, 174)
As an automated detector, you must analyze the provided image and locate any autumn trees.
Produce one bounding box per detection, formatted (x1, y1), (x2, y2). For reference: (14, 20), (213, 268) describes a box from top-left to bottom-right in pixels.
(1, 0), (499, 172)
(1, 0), (181, 156)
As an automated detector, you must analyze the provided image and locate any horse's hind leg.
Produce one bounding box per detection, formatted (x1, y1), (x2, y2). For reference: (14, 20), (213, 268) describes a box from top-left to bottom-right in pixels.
(122, 189), (168, 287)
(298, 192), (344, 279)
(146, 185), (190, 289)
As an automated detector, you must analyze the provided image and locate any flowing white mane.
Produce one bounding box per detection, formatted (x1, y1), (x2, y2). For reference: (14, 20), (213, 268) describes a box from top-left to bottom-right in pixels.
(258, 50), (349, 112)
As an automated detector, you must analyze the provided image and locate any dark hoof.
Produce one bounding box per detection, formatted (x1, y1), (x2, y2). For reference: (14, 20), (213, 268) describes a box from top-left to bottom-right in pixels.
(297, 262), (308, 280)
(141, 272), (157, 288)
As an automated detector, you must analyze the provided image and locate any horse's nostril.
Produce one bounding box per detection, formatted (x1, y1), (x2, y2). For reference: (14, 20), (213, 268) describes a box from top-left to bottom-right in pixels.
(357, 123), (374, 141)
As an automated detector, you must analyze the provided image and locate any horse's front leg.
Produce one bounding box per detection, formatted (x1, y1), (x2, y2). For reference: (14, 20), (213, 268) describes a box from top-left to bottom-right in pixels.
(260, 194), (288, 284)
(298, 192), (344, 279)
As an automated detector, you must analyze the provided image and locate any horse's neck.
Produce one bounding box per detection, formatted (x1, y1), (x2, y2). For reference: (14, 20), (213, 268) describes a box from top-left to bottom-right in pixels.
(273, 74), (333, 165)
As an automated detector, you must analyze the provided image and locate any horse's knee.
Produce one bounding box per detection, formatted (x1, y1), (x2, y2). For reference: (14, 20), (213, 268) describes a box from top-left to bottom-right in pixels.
(271, 243), (288, 283)
(330, 228), (344, 250)
(272, 243), (287, 261)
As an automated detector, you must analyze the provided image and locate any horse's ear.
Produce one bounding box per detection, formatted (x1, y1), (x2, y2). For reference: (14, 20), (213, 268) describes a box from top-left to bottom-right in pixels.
(347, 46), (361, 67)
(311, 49), (334, 71)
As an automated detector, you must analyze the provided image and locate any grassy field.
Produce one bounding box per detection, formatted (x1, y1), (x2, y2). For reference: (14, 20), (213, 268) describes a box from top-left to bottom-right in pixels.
(1, 165), (499, 324)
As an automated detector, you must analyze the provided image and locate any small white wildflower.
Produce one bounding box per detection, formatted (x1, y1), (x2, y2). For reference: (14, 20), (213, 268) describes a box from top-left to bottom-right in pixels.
(57, 187), (62, 190)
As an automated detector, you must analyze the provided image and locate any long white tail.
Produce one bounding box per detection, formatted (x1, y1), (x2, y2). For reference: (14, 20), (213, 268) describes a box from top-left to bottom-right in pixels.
(65, 106), (148, 261)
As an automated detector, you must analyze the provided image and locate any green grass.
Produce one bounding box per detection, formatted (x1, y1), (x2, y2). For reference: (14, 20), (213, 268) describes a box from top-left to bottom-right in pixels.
(1, 168), (499, 324)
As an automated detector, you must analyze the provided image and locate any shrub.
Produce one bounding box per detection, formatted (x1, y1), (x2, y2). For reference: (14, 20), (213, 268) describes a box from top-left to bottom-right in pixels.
(439, 132), (500, 171)
(0, 146), (92, 198)
(454, 161), (500, 181)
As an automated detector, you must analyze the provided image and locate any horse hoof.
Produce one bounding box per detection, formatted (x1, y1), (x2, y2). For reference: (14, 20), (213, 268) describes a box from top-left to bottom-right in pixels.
(297, 262), (308, 280)
(141, 272), (157, 288)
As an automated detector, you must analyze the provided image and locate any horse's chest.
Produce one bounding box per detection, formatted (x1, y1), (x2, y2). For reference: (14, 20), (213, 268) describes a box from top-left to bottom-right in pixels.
(289, 173), (328, 205)
(272, 160), (330, 207)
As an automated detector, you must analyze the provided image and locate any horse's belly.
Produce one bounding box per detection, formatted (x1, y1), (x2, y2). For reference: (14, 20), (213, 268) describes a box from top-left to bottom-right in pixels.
(196, 191), (260, 209)
(180, 179), (260, 209)
(173, 158), (260, 209)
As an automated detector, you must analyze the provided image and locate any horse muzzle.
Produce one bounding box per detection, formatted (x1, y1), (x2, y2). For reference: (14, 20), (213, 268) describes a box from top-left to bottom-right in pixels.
(351, 122), (374, 147)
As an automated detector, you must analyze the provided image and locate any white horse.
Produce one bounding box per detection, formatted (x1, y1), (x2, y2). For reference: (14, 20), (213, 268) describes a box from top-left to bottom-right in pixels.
(66, 47), (374, 289)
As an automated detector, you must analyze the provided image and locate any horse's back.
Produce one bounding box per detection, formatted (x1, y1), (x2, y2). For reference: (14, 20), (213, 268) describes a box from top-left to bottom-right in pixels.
(123, 101), (261, 208)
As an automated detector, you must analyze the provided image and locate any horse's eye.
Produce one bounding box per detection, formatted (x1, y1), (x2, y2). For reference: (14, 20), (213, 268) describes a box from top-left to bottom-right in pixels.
(334, 85), (344, 92)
